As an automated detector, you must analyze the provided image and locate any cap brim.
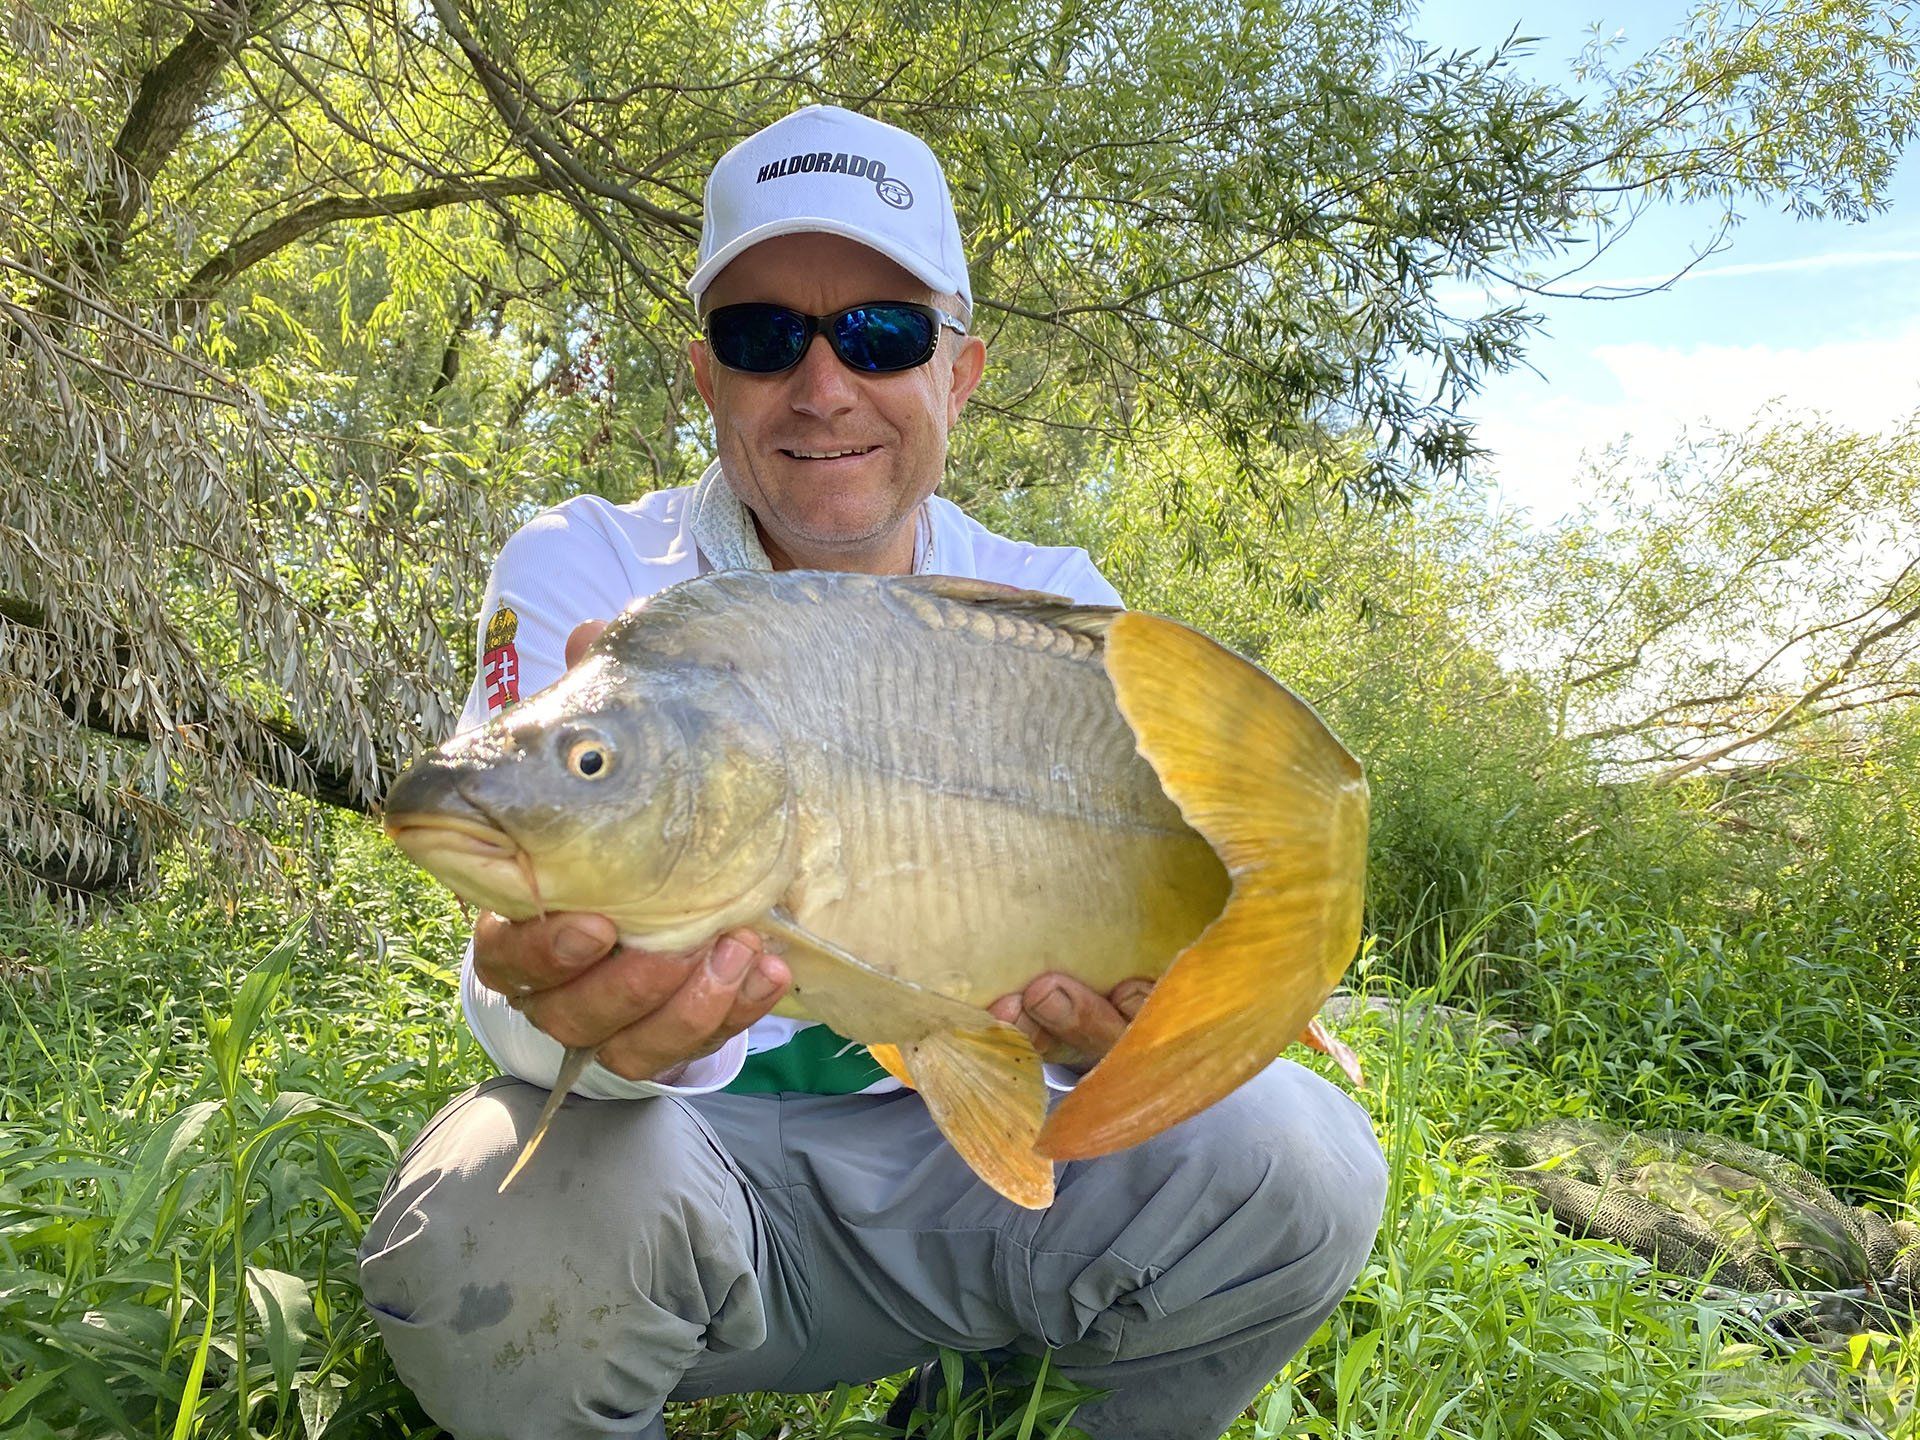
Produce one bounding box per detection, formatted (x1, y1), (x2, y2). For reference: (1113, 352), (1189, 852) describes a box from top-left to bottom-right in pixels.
(687, 216), (964, 303)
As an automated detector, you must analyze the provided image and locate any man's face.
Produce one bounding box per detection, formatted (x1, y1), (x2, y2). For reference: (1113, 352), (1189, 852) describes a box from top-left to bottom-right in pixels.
(689, 232), (986, 571)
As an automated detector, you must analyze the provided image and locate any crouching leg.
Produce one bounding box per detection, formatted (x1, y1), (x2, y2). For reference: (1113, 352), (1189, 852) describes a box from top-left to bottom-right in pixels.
(357, 1077), (767, 1440)
(1022, 1060), (1387, 1440)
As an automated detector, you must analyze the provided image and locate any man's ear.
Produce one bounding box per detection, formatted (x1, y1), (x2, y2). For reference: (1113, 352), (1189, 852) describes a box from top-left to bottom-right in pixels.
(946, 333), (987, 427)
(689, 336), (717, 411)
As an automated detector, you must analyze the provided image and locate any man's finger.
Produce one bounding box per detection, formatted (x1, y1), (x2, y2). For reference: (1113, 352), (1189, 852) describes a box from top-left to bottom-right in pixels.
(1023, 973), (1128, 1060)
(1109, 978), (1154, 1020)
(988, 992), (1060, 1057)
(565, 619), (609, 669)
(711, 952), (791, 1039)
(473, 910), (617, 994)
(595, 939), (785, 1081)
(515, 940), (705, 1050)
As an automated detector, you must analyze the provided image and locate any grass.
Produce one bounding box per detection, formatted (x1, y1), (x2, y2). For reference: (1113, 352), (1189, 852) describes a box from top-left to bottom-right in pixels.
(1, 816), (1916, 1439)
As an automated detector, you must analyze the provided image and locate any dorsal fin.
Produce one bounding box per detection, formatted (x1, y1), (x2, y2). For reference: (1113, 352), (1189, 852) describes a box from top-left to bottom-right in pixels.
(884, 574), (1119, 643)
(596, 571), (1118, 661)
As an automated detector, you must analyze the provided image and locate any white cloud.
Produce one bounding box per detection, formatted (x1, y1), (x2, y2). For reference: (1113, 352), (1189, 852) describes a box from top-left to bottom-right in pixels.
(1471, 322), (1920, 524)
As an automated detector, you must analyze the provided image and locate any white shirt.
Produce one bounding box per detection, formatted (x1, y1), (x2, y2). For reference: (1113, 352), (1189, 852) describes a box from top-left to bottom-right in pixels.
(453, 478), (1123, 1100)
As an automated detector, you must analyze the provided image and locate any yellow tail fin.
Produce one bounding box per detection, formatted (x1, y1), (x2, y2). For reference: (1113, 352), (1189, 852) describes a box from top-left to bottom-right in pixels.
(905, 1027), (1052, 1208)
(1038, 611), (1368, 1161)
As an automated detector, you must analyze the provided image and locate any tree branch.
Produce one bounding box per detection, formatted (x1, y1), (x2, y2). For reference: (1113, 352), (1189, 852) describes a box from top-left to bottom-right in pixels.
(1651, 600), (1920, 786)
(0, 595), (381, 813)
(89, 0), (266, 272)
(424, 0), (697, 254)
(171, 173), (553, 304)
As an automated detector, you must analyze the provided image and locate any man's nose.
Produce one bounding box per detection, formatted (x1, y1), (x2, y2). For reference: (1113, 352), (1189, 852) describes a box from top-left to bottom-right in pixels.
(785, 333), (856, 418)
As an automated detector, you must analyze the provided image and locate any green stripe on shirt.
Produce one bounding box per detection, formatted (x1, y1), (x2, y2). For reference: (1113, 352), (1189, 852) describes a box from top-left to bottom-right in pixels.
(724, 1023), (889, 1095)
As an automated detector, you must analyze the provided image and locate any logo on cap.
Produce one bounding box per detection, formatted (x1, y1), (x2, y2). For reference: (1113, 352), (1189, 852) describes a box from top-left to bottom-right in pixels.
(755, 151), (913, 209)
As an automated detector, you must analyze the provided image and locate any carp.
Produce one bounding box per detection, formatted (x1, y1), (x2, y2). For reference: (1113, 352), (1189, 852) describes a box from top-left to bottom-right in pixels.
(383, 571), (1368, 1208)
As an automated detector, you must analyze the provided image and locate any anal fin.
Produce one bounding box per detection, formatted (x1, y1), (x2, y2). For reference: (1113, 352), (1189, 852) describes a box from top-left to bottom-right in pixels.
(867, 1042), (914, 1087)
(760, 912), (1049, 1207)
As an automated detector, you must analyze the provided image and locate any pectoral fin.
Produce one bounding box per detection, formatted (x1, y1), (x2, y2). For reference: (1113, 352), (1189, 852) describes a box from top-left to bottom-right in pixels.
(759, 910), (997, 1044)
(499, 1043), (596, 1194)
(1038, 611), (1369, 1161)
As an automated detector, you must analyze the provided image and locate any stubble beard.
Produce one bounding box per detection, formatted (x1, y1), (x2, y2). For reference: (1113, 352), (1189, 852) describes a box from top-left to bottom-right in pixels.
(729, 442), (942, 573)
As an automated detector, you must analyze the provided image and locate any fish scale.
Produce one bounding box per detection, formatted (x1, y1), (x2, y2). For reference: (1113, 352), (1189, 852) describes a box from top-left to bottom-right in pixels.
(745, 578), (1225, 1005)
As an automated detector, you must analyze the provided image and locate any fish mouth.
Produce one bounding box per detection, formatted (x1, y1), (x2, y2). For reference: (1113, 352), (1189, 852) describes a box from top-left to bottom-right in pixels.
(383, 811), (518, 858)
(383, 810), (544, 919)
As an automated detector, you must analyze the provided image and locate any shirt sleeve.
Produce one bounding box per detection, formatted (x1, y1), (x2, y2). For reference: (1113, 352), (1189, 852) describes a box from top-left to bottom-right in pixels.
(455, 500), (644, 736)
(1038, 548), (1125, 608)
(451, 501), (745, 1097)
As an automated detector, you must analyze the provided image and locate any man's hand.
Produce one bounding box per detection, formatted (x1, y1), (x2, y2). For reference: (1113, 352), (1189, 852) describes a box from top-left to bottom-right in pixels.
(988, 973), (1154, 1074)
(468, 615), (791, 1085)
(473, 912), (791, 1084)
(565, 619), (609, 666)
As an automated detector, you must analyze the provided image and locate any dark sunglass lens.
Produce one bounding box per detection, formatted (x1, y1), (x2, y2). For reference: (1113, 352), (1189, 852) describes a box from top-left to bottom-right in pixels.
(833, 305), (936, 371)
(711, 306), (808, 372)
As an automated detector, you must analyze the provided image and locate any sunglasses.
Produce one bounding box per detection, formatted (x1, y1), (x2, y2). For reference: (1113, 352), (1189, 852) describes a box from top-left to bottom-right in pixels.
(704, 301), (968, 375)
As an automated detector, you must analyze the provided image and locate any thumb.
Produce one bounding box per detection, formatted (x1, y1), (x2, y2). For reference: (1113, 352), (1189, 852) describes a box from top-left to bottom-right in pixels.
(565, 619), (609, 669)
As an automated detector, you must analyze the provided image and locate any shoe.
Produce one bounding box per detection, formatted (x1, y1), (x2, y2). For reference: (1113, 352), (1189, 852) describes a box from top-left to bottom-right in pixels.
(882, 1361), (936, 1432)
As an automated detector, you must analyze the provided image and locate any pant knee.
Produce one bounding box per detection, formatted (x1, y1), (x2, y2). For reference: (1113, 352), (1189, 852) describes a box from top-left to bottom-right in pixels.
(1173, 1061), (1386, 1306)
(1039, 1061), (1384, 1351)
(358, 1079), (764, 1439)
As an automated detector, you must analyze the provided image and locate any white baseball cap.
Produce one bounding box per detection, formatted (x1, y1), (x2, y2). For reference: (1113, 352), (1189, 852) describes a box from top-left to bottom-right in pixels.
(688, 105), (972, 315)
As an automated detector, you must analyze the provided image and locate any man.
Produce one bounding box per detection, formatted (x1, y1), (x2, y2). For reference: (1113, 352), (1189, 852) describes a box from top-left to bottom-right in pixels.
(358, 104), (1386, 1440)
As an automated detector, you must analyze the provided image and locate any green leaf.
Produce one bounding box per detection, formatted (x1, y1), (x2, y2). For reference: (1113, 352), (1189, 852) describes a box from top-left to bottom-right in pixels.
(0, 1367), (67, 1425)
(402, 953), (460, 990)
(1334, 1326), (1383, 1420)
(297, 1377), (344, 1440)
(1012, 1351), (1049, 1440)
(38, 1352), (139, 1435)
(108, 1100), (222, 1251)
(235, 1092), (379, 1197)
(207, 920), (305, 1098)
(246, 1265), (315, 1417)
(170, 1267), (217, 1440)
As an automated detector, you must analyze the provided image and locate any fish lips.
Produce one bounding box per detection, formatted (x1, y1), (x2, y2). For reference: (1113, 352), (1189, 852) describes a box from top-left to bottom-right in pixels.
(383, 763), (541, 917)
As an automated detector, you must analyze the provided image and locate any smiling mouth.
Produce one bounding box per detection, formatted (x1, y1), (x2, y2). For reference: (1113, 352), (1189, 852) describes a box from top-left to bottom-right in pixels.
(780, 445), (880, 462)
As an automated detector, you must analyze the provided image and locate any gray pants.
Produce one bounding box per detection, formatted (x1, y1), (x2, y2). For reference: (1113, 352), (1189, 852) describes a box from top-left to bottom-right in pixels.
(358, 1062), (1386, 1440)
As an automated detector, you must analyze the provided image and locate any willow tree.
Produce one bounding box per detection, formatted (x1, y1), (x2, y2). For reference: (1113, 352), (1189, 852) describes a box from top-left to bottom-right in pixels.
(1, 0), (1916, 903)
(1520, 410), (1920, 784)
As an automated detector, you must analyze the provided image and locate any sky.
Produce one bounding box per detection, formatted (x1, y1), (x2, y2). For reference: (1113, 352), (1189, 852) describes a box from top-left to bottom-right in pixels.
(1412, 0), (1920, 524)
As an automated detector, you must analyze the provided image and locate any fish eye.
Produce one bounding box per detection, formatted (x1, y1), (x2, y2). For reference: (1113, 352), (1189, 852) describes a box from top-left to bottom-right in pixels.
(565, 736), (614, 780)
